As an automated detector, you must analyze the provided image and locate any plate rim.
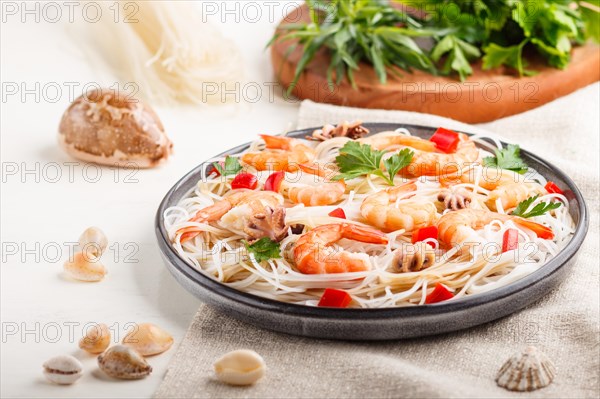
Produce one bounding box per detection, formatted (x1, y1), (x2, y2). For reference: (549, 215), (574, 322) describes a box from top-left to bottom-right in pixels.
(155, 122), (589, 319)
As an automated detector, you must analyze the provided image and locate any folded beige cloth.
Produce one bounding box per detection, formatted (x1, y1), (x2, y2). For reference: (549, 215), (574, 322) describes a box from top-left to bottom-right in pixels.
(155, 84), (599, 399)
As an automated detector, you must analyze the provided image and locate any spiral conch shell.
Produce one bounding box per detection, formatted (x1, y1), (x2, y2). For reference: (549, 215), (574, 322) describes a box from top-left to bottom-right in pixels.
(79, 323), (111, 354)
(98, 345), (152, 380)
(496, 346), (556, 391)
(122, 323), (173, 356)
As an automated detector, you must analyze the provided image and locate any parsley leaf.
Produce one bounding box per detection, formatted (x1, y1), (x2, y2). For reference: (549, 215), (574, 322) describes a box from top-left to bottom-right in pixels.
(482, 40), (536, 76)
(383, 149), (414, 183)
(482, 144), (529, 174)
(334, 141), (384, 181)
(213, 156), (242, 176)
(334, 141), (412, 185)
(244, 238), (281, 263)
(511, 195), (562, 218)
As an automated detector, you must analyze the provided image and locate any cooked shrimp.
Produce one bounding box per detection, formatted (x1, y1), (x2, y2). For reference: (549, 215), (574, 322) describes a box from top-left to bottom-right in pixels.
(440, 167), (546, 211)
(281, 163), (346, 206)
(178, 190), (286, 242)
(360, 131), (440, 151)
(441, 167), (525, 191)
(241, 135), (316, 172)
(486, 182), (546, 211)
(437, 209), (554, 247)
(293, 223), (388, 274)
(359, 131), (479, 177)
(360, 181), (438, 232)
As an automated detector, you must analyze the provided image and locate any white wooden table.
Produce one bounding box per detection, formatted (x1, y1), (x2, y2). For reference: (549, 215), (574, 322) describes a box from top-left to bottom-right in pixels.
(0, 2), (301, 397)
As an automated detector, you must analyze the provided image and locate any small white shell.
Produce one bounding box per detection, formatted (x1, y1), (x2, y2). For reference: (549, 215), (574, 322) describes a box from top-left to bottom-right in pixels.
(122, 323), (173, 356)
(64, 252), (107, 282)
(43, 355), (83, 385)
(214, 349), (266, 386)
(496, 346), (556, 391)
(78, 227), (108, 257)
(98, 345), (152, 380)
(79, 323), (111, 354)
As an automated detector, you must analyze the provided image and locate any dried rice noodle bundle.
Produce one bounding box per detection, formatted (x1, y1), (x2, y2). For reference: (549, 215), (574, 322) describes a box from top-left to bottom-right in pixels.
(93, 1), (243, 106)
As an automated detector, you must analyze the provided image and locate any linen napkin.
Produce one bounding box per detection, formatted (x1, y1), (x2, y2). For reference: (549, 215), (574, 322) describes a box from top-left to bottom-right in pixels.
(155, 83), (599, 399)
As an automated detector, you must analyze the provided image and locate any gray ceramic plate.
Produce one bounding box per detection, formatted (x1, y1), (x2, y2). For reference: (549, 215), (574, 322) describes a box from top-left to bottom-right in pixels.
(155, 123), (588, 340)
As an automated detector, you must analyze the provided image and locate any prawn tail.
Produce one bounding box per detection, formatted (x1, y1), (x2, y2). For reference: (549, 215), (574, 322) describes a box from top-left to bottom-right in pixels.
(439, 173), (462, 187)
(178, 228), (200, 243)
(298, 162), (325, 177)
(397, 179), (418, 192)
(189, 201), (231, 223)
(260, 134), (292, 150)
(343, 223), (389, 245)
(513, 218), (554, 240)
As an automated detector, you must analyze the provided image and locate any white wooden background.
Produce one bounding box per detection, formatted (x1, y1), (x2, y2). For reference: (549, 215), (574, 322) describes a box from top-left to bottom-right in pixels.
(1, 1), (301, 397)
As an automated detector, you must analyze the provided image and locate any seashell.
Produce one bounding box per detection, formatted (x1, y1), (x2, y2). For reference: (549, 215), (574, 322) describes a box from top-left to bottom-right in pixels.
(214, 349), (266, 386)
(78, 227), (108, 258)
(43, 355), (83, 385)
(122, 323), (173, 356)
(79, 323), (111, 354)
(97, 345), (152, 380)
(496, 346), (556, 392)
(58, 88), (172, 168)
(63, 251), (107, 282)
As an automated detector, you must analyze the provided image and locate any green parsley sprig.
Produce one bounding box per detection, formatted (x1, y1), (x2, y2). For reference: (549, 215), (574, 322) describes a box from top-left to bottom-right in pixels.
(244, 238), (282, 263)
(511, 195), (561, 218)
(213, 156), (242, 177)
(333, 141), (413, 185)
(483, 144), (529, 174)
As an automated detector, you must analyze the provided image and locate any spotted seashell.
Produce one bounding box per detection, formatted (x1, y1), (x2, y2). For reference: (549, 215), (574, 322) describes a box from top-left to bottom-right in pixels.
(97, 345), (152, 380)
(496, 346), (555, 392)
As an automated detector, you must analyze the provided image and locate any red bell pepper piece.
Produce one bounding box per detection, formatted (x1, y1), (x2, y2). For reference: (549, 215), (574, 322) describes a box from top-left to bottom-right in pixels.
(328, 208), (346, 219)
(264, 171), (285, 192)
(425, 284), (454, 304)
(429, 127), (460, 153)
(231, 173), (258, 190)
(502, 228), (519, 253)
(412, 225), (438, 248)
(318, 288), (353, 308)
(544, 181), (564, 195)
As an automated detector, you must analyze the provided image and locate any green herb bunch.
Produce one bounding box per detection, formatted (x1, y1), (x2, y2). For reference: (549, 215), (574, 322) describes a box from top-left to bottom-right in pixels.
(270, 0), (436, 89)
(270, 0), (599, 85)
(421, 0), (600, 78)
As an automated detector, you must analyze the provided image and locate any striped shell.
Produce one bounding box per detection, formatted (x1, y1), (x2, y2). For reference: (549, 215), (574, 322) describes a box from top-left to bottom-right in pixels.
(43, 355), (83, 385)
(496, 346), (555, 392)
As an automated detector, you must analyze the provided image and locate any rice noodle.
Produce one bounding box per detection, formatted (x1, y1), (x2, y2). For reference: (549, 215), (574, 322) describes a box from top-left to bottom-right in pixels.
(89, 1), (243, 106)
(164, 131), (575, 308)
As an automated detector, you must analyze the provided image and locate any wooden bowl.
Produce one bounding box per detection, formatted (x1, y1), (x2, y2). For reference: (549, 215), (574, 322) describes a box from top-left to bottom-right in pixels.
(270, 4), (600, 123)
